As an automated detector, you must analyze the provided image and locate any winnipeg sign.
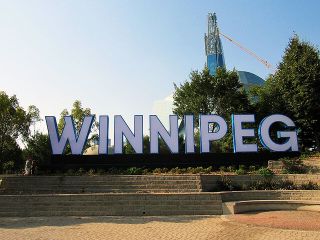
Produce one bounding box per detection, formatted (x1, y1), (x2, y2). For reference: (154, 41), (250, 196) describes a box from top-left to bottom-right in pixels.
(46, 114), (299, 155)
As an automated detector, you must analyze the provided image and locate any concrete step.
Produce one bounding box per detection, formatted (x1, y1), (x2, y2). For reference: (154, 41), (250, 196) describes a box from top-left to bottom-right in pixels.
(0, 175), (201, 194)
(3, 184), (197, 189)
(0, 209), (222, 217)
(0, 204), (222, 211)
(1, 175), (201, 181)
(1, 189), (200, 194)
(0, 193), (223, 216)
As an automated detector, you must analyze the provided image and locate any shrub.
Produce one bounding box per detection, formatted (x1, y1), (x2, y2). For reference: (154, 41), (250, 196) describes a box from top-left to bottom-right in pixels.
(152, 168), (166, 174)
(216, 175), (242, 191)
(65, 169), (76, 176)
(227, 166), (236, 172)
(126, 167), (143, 175)
(152, 168), (161, 174)
(235, 168), (246, 175)
(248, 180), (278, 190)
(281, 158), (307, 174)
(300, 181), (319, 190)
(257, 167), (274, 177)
(142, 169), (151, 175)
(219, 166), (227, 172)
(96, 169), (105, 175)
(87, 168), (96, 176)
(238, 165), (246, 170)
(203, 166), (213, 174)
(277, 180), (296, 190)
(76, 168), (86, 175)
(2, 161), (15, 174)
(248, 166), (256, 172)
(107, 167), (122, 174)
(169, 167), (187, 174)
(187, 167), (206, 174)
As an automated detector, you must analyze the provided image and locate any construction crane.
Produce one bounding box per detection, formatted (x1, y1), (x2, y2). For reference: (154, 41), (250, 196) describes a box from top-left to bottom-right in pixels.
(219, 31), (274, 70)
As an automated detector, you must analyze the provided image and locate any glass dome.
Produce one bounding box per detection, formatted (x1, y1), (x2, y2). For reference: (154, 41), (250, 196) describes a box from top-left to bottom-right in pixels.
(237, 71), (265, 88)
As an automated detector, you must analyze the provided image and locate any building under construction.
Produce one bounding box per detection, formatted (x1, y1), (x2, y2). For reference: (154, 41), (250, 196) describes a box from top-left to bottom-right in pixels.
(205, 13), (266, 87)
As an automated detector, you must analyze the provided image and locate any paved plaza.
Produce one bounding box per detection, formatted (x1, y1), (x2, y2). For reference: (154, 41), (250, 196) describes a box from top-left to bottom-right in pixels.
(0, 211), (319, 240)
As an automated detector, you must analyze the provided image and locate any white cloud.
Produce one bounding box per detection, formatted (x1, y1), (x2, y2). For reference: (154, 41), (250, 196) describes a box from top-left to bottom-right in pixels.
(151, 93), (174, 128)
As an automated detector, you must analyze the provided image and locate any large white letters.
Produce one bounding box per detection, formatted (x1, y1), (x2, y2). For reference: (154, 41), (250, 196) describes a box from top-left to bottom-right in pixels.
(232, 114), (258, 153)
(184, 115), (195, 153)
(46, 116), (94, 155)
(98, 115), (109, 155)
(46, 114), (299, 155)
(114, 115), (143, 154)
(259, 114), (299, 152)
(200, 115), (228, 153)
(150, 115), (179, 154)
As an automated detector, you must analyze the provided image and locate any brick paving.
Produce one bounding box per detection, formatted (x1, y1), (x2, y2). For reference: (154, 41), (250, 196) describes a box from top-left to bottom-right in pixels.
(0, 212), (320, 240)
(230, 210), (320, 231)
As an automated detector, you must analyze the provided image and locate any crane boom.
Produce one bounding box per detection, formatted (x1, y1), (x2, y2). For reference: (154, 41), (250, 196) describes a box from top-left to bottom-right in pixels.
(219, 31), (273, 69)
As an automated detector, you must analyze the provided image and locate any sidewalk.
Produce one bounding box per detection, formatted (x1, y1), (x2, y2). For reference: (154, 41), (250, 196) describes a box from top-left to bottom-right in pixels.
(0, 211), (319, 240)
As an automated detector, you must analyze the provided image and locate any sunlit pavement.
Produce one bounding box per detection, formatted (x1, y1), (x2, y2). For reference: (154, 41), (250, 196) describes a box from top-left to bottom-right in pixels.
(0, 211), (320, 240)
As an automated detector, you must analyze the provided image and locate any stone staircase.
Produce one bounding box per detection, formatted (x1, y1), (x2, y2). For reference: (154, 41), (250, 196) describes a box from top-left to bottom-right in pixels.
(0, 175), (223, 217)
(0, 175), (202, 194)
(0, 193), (222, 217)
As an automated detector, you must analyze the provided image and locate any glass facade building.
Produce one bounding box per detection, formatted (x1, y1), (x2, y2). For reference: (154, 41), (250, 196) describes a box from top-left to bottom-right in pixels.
(205, 13), (225, 75)
(205, 13), (265, 88)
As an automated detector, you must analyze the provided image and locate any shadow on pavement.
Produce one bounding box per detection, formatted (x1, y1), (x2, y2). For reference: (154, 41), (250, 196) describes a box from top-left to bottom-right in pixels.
(0, 215), (221, 229)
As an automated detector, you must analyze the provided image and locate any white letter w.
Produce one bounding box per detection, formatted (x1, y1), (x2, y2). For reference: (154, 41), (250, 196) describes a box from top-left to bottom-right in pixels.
(45, 116), (94, 155)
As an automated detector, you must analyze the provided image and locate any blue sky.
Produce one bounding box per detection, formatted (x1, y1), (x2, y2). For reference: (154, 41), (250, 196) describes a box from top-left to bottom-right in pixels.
(1, 0), (320, 134)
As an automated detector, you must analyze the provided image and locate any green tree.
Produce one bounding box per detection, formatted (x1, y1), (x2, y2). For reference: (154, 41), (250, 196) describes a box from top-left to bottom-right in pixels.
(0, 91), (39, 166)
(58, 100), (98, 153)
(173, 67), (252, 152)
(28, 105), (42, 135)
(248, 76), (288, 120)
(58, 100), (93, 133)
(276, 36), (320, 149)
(173, 67), (214, 121)
(24, 133), (51, 170)
(173, 67), (251, 121)
(0, 136), (23, 173)
(124, 135), (151, 154)
(251, 35), (320, 150)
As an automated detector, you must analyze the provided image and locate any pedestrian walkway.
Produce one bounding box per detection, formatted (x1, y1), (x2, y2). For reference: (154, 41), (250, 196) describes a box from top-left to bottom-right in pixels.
(0, 211), (319, 240)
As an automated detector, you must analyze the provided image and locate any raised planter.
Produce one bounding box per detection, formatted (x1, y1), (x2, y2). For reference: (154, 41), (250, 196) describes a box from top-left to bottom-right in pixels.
(223, 200), (320, 214)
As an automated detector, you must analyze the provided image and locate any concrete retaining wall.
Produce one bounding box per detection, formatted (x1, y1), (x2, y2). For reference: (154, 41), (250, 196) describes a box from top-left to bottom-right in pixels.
(0, 193), (222, 217)
(219, 190), (320, 202)
(0, 175), (320, 217)
(0, 175), (202, 194)
(200, 174), (320, 191)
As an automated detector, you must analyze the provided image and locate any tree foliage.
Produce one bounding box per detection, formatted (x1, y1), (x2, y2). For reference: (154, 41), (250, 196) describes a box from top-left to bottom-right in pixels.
(173, 67), (213, 119)
(124, 135), (151, 154)
(173, 67), (252, 152)
(173, 67), (252, 122)
(0, 91), (39, 166)
(24, 133), (51, 169)
(58, 100), (98, 152)
(248, 76), (288, 120)
(276, 35), (320, 149)
(250, 35), (320, 149)
(58, 100), (94, 133)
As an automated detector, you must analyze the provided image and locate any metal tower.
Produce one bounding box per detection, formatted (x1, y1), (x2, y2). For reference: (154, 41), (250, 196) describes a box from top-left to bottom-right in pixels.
(204, 13), (225, 75)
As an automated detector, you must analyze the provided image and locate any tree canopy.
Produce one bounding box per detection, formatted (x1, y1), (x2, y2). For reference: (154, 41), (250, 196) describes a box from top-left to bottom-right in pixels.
(0, 91), (40, 169)
(58, 100), (98, 152)
(173, 35), (320, 152)
(173, 67), (252, 122)
(250, 35), (320, 150)
(24, 133), (51, 169)
(173, 67), (252, 152)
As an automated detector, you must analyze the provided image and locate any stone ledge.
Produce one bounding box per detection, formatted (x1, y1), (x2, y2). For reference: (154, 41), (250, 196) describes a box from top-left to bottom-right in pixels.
(223, 200), (320, 214)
